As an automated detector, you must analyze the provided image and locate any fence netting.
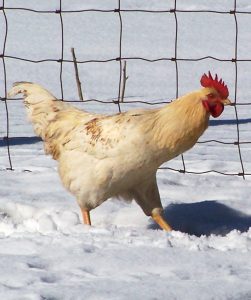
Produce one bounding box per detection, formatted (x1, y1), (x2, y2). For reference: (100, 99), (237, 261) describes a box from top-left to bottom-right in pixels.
(1, 0), (250, 179)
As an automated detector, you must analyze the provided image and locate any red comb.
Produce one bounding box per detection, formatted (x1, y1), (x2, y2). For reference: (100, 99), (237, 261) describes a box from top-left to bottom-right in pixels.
(200, 71), (229, 99)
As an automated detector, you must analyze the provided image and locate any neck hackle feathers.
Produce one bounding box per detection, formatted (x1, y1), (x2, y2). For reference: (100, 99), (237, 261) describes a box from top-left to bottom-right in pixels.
(200, 71), (229, 99)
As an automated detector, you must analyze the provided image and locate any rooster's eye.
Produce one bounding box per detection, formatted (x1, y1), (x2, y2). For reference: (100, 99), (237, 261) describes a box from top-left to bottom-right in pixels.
(207, 93), (215, 99)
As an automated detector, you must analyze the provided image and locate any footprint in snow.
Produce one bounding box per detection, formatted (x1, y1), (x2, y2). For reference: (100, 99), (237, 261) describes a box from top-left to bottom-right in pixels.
(27, 261), (47, 270)
(40, 274), (58, 284)
(0, 212), (9, 221)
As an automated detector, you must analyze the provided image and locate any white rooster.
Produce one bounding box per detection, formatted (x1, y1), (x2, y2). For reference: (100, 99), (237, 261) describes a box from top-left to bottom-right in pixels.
(8, 72), (231, 231)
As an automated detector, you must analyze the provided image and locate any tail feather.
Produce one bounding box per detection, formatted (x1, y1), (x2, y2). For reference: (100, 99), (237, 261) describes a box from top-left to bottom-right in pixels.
(8, 81), (57, 102)
(8, 82), (74, 139)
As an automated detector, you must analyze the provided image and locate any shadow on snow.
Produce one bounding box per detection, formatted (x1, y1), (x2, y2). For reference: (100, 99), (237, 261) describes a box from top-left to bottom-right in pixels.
(0, 136), (42, 147)
(209, 118), (251, 126)
(149, 201), (251, 236)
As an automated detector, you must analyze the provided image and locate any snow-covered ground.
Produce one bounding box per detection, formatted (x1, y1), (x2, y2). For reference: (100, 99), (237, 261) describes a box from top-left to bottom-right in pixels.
(1, 1), (251, 299)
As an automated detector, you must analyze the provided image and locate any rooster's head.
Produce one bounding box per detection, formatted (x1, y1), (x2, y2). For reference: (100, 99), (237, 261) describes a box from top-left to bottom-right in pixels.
(200, 72), (232, 118)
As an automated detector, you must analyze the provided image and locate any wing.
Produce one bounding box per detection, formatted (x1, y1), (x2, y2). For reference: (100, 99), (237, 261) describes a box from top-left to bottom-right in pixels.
(44, 105), (158, 164)
(63, 111), (146, 160)
(43, 109), (101, 159)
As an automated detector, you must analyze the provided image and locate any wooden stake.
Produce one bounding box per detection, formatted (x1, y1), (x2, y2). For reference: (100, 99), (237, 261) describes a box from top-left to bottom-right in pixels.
(71, 47), (84, 101)
(120, 60), (129, 102)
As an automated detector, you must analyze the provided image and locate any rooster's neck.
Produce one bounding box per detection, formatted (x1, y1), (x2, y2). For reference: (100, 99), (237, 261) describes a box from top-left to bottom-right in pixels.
(150, 95), (210, 163)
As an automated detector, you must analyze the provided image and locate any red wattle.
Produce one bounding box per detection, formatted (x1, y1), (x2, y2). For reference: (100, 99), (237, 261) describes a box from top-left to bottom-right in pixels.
(210, 102), (224, 118)
(202, 100), (224, 118)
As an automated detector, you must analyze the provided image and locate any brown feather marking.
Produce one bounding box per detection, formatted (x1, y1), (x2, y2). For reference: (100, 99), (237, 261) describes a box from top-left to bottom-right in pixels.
(44, 140), (60, 160)
(52, 105), (60, 112)
(85, 118), (102, 142)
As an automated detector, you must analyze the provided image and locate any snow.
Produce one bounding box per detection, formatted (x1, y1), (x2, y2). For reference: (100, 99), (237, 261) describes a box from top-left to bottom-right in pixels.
(1, 0), (251, 299)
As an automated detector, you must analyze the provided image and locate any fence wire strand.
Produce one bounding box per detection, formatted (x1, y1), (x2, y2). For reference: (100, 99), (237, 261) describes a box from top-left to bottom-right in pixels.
(115, 0), (122, 112)
(0, 2), (250, 178)
(232, 4), (246, 179)
(57, 0), (64, 102)
(1, 0), (13, 170)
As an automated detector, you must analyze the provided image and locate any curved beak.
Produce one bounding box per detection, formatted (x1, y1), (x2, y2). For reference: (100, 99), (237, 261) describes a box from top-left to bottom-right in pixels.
(221, 98), (232, 106)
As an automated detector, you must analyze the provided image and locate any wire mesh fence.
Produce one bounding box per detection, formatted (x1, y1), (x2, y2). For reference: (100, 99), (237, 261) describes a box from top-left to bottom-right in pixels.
(1, 0), (251, 178)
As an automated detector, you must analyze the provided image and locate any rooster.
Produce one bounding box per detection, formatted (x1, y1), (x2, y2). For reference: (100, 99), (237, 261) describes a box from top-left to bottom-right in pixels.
(8, 72), (231, 231)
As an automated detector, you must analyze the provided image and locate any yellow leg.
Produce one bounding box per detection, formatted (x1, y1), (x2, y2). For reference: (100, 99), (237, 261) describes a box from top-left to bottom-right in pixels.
(81, 208), (91, 226)
(151, 209), (172, 231)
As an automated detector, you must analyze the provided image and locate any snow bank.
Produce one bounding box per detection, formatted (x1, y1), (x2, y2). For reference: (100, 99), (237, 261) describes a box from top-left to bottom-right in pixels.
(1, 0), (251, 299)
